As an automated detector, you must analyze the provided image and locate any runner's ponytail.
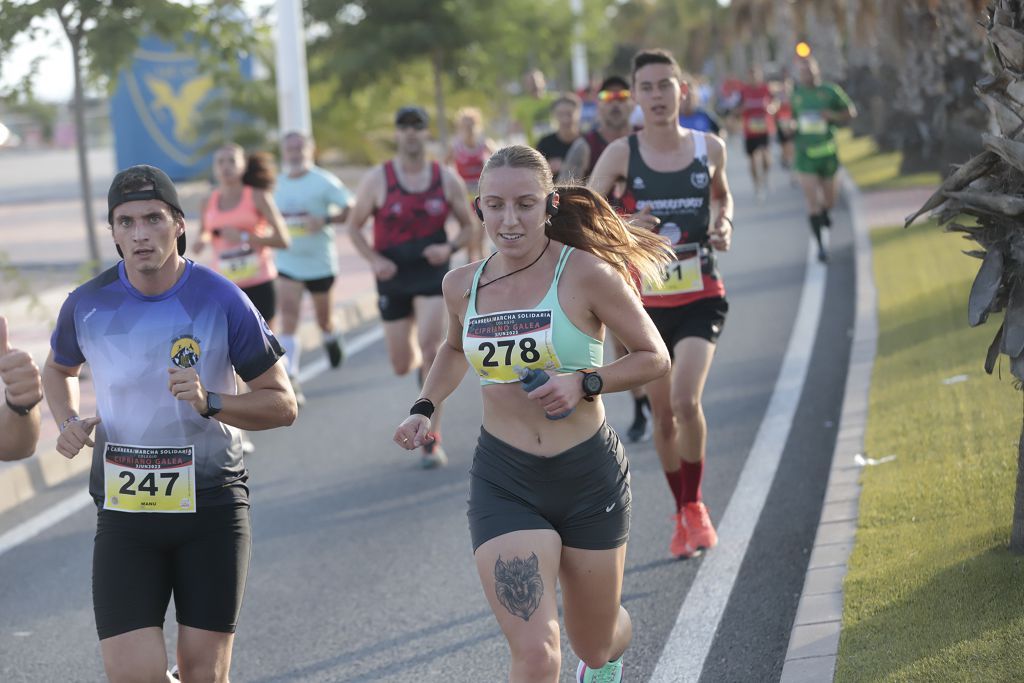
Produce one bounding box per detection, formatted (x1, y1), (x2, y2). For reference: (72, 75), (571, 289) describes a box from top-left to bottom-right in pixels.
(480, 145), (671, 294)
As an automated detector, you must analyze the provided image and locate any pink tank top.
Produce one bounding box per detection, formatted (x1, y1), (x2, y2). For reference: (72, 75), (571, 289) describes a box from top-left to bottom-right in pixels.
(203, 185), (276, 288)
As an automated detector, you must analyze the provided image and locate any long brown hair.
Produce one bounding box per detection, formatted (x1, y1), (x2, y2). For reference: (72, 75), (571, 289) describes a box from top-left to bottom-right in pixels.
(480, 145), (672, 293)
(220, 143), (276, 190)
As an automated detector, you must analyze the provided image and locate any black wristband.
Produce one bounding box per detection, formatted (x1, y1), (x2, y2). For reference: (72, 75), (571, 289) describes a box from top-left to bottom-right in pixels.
(410, 398), (435, 418)
(5, 391), (41, 417)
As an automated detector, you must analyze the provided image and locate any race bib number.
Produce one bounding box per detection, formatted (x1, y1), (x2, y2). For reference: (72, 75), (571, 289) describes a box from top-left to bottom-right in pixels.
(103, 443), (197, 513)
(284, 213), (309, 237)
(644, 243), (704, 296)
(747, 116), (768, 134)
(465, 310), (561, 383)
(798, 111), (828, 135)
(219, 246), (258, 283)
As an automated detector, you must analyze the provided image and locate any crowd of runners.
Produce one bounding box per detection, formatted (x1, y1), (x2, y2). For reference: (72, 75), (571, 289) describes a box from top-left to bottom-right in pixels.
(0, 45), (855, 683)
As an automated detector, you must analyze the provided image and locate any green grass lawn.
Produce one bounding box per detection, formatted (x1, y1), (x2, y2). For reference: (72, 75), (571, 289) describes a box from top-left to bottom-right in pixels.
(836, 128), (941, 191)
(835, 223), (1024, 682)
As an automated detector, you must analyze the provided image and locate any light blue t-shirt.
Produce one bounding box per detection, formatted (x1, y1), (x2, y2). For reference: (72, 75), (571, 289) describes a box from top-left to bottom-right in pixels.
(274, 166), (354, 280)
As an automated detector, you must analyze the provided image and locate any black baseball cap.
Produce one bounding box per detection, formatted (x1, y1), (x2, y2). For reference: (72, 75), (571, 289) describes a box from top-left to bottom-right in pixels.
(599, 76), (629, 92)
(395, 106), (429, 126)
(107, 164), (186, 256)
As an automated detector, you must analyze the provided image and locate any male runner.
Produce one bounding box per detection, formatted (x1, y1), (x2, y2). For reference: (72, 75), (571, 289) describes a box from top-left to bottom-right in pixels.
(792, 55), (856, 262)
(0, 316), (43, 460)
(347, 106), (475, 469)
(740, 65), (777, 200)
(590, 50), (734, 559)
(535, 93), (582, 177)
(42, 164), (296, 682)
(274, 131), (355, 405)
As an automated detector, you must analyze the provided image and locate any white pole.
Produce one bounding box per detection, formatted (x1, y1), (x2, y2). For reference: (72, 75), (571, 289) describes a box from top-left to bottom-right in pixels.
(569, 0), (588, 90)
(274, 0), (312, 136)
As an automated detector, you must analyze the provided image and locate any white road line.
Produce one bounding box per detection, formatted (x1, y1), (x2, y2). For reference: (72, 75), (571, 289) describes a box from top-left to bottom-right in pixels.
(0, 324), (384, 561)
(650, 240), (827, 683)
(0, 490), (93, 559)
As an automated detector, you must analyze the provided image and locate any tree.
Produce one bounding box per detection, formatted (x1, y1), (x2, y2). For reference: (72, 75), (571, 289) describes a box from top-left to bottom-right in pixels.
(905, 0), (1024, 553)
(0, 1), (261, 274)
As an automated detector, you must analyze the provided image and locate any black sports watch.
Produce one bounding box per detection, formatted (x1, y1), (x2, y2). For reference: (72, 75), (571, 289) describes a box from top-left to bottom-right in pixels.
(5, 390), (41, 416)
(577, 369), (603, 402)
(201, 391), (222, 419)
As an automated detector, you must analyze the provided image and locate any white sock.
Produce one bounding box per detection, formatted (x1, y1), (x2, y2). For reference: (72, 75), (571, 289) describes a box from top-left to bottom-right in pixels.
(279, 334), (300, 377)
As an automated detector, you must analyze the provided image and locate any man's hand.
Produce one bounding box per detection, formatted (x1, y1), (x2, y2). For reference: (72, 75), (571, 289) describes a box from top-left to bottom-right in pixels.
(372, 255), (398, 281)
(0, 316), (43, 411)
(422, 242), (454, 266)
(709, 215), (732, 252)
(304, 215), (327, 233)
(57, 416), (101, 459)
(630, 205), (661, 230)
(168, 367), (207, 415)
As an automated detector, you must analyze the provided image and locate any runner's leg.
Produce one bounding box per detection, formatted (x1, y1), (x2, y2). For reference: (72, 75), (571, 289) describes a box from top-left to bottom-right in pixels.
(560, 545), (631, 670)
(101, 628), (170, 683)
(413, 295), (447, 433)
(382, 317), (420, 377)
(275, 277), (305, 377)
(475, 529), (563, 683)
(176, 626), (234, 683)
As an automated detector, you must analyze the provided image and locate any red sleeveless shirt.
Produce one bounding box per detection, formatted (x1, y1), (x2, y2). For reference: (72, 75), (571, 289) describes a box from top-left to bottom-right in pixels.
(373, 161), (449, 258)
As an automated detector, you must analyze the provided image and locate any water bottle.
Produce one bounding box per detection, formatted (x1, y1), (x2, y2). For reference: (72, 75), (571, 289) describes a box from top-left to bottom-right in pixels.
(516, 366), (573, 420)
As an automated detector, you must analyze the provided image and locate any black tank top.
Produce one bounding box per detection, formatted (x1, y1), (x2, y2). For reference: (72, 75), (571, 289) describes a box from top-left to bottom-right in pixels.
(625, 132), (724, 307)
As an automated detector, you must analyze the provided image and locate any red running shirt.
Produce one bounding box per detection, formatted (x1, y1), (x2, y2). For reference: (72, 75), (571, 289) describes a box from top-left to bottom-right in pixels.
(741, 83), (775, 138)
(372, 161), (450, 259)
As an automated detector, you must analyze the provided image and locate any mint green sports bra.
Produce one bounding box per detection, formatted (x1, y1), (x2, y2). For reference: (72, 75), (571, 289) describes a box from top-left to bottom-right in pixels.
(463, 245), (604, 385)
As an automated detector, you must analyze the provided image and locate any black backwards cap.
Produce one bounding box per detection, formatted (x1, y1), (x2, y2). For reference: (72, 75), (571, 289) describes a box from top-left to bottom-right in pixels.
(107, 164), (186, 257)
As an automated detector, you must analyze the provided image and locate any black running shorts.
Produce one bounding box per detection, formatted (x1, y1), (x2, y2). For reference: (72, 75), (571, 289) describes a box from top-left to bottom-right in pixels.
(92, 504), (252, 640)
(646, 296), (729, 358)
(241, 280), (276, 322)
(376, 263), (447, 321)
(745, 134), (770, 156)
(277, 271), (336, 294)
(468, 423), (631, 552)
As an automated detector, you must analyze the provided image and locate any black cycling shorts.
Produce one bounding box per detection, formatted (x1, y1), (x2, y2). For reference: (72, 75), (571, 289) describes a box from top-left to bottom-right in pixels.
(468, 423), (631, 552)
(646, 296), (729, 358)
(376, 263), (447, 321)
(277, 271), (336, 294)
(242, 280), (276, 322)
(92, 504), (252, 640)
(745, 135), (770, 156)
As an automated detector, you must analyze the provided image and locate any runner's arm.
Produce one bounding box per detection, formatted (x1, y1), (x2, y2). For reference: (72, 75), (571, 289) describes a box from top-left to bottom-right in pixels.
(251, 190), (291, 249)
(707, 135), (734, 251)
(587, 138), (627, 198)
(826, 85), (857, 125)
(442, 167), (475, 252)
(43, 353), (101, 459)
(557, 137), (591, 184)
(346, 167), (386, 263)
(193, 193), (212, 255)
(225, 361), (296, 430)
(0, 318), (42, 460)
(393, 268), (471, 448)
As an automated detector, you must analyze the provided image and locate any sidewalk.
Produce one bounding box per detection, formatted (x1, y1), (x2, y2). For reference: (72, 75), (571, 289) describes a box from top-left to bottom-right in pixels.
(780, 182), (935, 681)
(0, 230), (379, 516)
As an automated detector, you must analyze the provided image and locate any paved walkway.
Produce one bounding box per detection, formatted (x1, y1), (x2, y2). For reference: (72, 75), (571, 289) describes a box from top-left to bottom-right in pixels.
(780, 182), (936, 682)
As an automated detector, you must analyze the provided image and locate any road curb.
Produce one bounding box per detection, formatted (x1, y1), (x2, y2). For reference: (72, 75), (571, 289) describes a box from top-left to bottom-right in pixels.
(779, 171), (877, 682)
(0, 288), (381, 516)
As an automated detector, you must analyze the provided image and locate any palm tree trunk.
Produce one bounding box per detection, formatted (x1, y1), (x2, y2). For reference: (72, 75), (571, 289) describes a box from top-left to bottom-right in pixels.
(1013, 404), (1024, 553)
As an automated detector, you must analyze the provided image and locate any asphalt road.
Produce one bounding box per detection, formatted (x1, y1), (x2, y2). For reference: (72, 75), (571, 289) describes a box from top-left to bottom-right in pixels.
(0, 143), (855, 682)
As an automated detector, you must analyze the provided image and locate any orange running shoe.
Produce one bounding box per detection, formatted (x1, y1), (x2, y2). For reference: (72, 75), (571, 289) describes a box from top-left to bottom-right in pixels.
(682, 502), (718, 550)
(670, 513), (698, 559)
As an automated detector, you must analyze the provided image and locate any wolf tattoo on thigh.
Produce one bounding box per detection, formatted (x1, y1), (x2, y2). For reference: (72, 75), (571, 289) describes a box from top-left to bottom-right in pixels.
(494, 553), (544, 621)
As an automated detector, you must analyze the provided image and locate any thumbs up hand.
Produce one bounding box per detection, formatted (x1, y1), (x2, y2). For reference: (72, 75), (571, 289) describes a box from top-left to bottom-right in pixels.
(0, 316), (43, 414)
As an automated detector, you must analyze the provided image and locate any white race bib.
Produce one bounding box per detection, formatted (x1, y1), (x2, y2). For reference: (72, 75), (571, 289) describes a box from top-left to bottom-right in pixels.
(103, 443), (197, 513)
(643, 243), (705, 296)
(465, 310), (561, 383)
